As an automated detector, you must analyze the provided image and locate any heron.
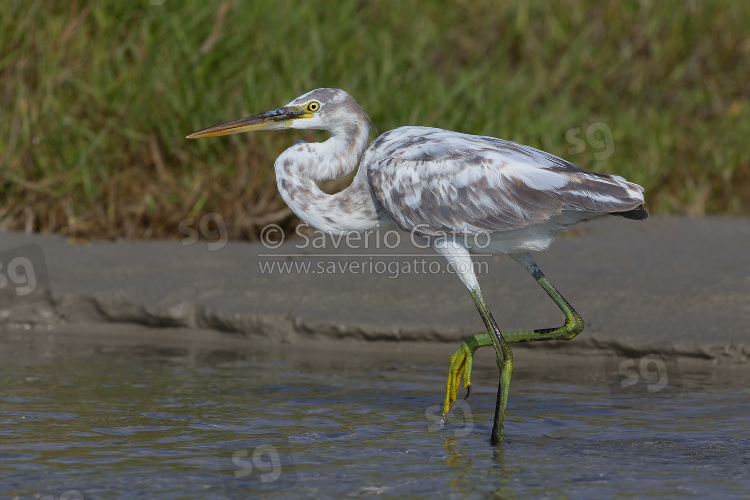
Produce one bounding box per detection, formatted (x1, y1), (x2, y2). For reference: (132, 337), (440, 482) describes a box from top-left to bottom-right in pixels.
(187, 88), (647, 445)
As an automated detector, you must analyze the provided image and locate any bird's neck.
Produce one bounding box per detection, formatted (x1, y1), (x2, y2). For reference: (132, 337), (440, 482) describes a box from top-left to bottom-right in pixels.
(273, 122), (383, 234)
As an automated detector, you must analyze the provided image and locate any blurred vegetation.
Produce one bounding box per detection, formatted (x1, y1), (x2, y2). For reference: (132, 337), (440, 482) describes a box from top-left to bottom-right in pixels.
(1, 0), (749, 240)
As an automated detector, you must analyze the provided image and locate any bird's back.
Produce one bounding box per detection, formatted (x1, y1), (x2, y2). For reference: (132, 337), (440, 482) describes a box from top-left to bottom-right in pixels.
(364, 126), (646, 246)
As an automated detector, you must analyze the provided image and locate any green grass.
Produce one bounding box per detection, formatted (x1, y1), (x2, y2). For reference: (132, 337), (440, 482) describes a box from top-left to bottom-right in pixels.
(1, 0), (749, 239)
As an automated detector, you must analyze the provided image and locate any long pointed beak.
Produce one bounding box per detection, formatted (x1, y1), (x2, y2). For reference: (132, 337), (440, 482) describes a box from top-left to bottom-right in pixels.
(186, 107), (309, 139)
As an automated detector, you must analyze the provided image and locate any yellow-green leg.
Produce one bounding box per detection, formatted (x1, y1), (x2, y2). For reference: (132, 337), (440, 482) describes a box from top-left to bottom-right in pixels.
(443, 253), (584, 444)
(464, 287), (513, 445)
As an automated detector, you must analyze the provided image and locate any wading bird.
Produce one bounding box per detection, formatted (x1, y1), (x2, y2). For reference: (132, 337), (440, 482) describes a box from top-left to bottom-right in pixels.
(188, 88), (647, 445)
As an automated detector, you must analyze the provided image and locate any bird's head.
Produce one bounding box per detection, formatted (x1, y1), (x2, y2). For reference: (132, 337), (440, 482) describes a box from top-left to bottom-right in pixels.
(187, 88), (371, 139)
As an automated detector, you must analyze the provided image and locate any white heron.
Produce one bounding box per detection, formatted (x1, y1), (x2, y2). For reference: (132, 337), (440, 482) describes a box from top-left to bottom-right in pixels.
(188, 88), (647, 445)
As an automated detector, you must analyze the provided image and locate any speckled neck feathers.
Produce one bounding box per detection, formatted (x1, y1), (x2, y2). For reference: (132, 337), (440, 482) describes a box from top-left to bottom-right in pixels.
(274, 96), (384, 234)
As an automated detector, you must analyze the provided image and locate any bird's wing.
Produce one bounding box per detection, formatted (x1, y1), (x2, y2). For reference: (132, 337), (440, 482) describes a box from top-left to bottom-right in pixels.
(364, 127), (645, 236)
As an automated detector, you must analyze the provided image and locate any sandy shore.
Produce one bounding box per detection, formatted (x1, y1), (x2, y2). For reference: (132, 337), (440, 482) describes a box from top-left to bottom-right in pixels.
(1, 216), (748, 364)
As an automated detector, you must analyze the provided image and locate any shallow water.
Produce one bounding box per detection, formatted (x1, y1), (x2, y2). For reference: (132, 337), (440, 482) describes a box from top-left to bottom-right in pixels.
(0, 329), (748, 499)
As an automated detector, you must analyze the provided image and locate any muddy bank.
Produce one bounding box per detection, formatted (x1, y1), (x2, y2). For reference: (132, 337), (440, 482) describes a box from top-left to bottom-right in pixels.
(1, 216), (748, 364)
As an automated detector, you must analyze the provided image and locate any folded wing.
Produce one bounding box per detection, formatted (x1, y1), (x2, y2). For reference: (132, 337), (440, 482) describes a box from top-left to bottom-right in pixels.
(365, 127), (646, 237)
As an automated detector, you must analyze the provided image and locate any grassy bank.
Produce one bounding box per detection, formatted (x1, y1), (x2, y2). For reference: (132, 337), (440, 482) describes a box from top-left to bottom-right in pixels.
(1, 0), (749, 240)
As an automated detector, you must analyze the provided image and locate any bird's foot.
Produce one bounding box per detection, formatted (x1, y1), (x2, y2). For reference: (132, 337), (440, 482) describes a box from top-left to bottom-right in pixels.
(443, 333), (491, 416)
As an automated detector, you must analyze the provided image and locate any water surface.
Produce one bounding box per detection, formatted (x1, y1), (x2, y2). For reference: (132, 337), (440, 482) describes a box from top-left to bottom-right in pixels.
(1, 328), (748, 499)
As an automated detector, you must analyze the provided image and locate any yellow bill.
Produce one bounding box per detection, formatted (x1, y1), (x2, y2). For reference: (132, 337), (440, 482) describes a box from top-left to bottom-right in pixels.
(186, 106), (311, 139)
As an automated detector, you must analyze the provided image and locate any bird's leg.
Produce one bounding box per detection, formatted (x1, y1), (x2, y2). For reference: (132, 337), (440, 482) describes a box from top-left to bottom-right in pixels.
(444, 286), (513, 445)
(444, 332), (490, 409)
(433, 239), (512, 444)
(501, 252), (585, 343)
(444, 253), (584, 441)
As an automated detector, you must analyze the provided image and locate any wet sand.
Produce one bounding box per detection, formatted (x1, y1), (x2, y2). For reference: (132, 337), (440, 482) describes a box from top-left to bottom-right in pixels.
(1, 216), (748, 365)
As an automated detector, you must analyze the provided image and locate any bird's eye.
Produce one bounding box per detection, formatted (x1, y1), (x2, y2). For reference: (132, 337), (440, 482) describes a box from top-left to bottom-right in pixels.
(306, 102), (320, 112)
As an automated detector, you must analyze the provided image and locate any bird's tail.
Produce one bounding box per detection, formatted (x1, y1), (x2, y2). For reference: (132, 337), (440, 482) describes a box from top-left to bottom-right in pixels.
(612, 204), (649, 220)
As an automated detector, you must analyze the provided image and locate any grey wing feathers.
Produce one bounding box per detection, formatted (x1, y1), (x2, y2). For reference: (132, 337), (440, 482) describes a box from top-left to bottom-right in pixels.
(365, 127), (646, 236)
